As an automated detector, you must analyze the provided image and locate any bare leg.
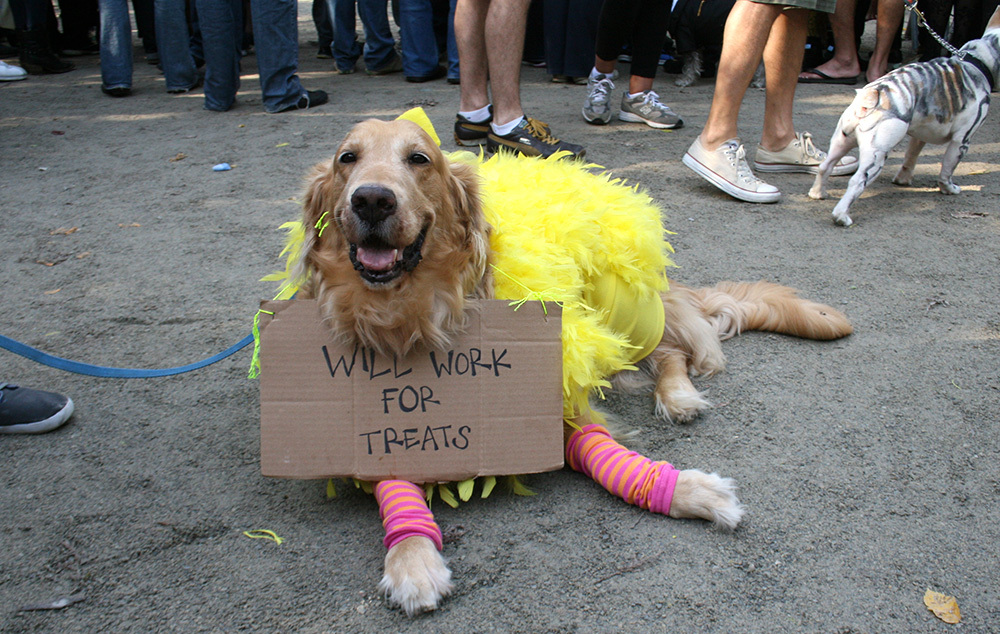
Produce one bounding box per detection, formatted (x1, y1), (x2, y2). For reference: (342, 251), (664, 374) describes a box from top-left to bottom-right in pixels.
(700, 0), (782, 150)
(866, 0), (904, 82)
(759, 7), (809, 152)
(484, 0), (530, 125)
(455, 0), (490, 112)
(799, 0), (861, 80)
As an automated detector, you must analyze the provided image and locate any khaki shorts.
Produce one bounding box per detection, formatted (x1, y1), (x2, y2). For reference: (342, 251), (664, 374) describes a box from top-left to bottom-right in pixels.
(751, 0), (837, 13)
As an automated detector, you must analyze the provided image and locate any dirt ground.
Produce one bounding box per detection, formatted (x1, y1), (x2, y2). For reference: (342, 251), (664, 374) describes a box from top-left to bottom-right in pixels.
(2, 9), (999, 633)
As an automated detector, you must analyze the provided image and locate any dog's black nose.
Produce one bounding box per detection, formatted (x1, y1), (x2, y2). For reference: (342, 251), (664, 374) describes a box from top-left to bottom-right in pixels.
(351, 185), (397, 225)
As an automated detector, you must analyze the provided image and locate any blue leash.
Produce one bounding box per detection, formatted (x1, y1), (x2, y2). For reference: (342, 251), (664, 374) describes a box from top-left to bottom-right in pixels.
(0, 332), (254, 378)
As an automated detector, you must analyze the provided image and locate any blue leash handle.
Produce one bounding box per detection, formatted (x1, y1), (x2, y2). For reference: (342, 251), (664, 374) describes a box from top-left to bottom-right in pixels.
(0, 332), (254, 378)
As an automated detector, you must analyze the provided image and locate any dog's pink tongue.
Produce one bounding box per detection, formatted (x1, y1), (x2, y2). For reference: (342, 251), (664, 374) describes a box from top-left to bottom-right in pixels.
(357, 247), (398, 271)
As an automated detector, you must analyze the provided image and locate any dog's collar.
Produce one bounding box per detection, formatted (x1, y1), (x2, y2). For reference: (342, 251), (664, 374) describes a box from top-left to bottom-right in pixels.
(961, 53), (995, 93)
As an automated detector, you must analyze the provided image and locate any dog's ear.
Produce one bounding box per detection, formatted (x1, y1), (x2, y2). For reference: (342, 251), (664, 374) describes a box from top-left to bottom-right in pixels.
(448, 159), (492, 297)
(292, 158), (337, 288)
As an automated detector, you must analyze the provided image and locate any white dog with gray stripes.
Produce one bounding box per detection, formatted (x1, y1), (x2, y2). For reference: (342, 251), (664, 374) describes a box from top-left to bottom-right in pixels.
(809, 7), (1000, 226)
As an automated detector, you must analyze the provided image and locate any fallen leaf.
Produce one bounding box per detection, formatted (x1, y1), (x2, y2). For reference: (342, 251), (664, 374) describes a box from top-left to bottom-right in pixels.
(118, 222), (141, 228)
(275, 142), (289, 148)
(51, 130), (65, 135)
(44, 288), (61, 295)
(76, 251), (91, 259)
(50, 227), (78, 235)
(169, 152), (187, 162)
(36, 260), (56, 267)
(951, 211), (988, 219)
(924, 589), (961, 624)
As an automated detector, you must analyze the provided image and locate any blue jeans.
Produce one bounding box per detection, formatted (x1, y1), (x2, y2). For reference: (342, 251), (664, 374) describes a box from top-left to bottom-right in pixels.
(194, 0), (242, 110)
(153, 0), (200, 92)
(99, 0), (133, 89)
(313, 0), (334, 51)
(398, 0), (438, 77)
(446, 0), (458, 80)
(349, 0), (396, 71)
(249, 0), (308, 112)
(332, 0), (362, 71)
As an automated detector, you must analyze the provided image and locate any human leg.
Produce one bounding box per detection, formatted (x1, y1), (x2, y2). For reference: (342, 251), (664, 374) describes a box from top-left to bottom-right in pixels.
(356, 0), (399, 72)
(759, 6), (808, 152)
(98, 0), (132, 88)
(698, 0), (781, 150)
(332, 0), (363, 72)
(455, 0), (490, 112)
(194, 0), (241, 110)
(865, 0), (903, 82)
(154, 0), (200, 92)
(398, 0), (443, 79)
(798, 0), (861, 81)
(249, 0), (323, 112)
(482, 0), (530, 125)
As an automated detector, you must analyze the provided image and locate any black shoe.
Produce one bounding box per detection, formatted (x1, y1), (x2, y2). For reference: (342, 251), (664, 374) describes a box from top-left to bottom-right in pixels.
(454, 105), (492, 146)
(366, 52), (403, 76)
(18, 28), (74, 74)
(102, 85), (132, 97)
(0, 383), (74, 434)
(486, 117), (585, 159)
(167, 74), (203, 94)
(447, 76), (460, 85)
(405, 65), (446, 83)
(275, 89), (329, 112)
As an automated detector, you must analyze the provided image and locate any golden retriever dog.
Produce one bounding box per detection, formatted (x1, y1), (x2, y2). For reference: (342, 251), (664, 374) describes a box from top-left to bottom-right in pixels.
(290, 117), (852, 614)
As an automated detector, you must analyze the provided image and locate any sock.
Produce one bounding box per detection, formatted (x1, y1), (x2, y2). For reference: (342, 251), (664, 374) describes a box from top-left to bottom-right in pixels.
(627, 91), (647, 100)
(458, 104), (492, 123)
(590, 67), (603, 80)
(374, 480), (444, 551)
(566, 423), (679, 515)
(491, 116), (524, 137)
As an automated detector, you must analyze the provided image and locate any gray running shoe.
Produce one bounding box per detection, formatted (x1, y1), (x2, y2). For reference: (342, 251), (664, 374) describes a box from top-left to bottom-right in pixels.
(582, 70), (618, 125)
(618, 90), (683, 129)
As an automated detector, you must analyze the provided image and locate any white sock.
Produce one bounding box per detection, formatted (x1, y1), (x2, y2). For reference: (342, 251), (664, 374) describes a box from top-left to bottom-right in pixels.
(491, 116), (524, 136)
(627, 91), (647, 100)
(458, 104), (492, 123)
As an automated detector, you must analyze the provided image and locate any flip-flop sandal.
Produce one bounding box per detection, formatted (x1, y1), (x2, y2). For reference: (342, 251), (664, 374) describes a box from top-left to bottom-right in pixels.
(798, 68), (860, 84)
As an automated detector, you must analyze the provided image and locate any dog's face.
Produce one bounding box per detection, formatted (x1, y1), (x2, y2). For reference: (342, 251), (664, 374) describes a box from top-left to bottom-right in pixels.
(295, 118), (491, 354)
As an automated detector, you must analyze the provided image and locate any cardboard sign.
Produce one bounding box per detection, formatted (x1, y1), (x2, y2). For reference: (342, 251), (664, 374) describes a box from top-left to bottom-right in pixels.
(258, 299), (565, 482)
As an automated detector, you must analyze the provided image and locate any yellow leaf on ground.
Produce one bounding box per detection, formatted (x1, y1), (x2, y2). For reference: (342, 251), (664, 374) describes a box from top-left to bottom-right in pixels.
(924, 589), (961, 624)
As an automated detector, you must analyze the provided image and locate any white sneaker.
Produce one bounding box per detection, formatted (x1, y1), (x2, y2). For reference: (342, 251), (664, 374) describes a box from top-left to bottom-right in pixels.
(683, 137), (780, 203)
(582, 70), (617, 125)
(1, 60), (28, 82)
(753, 131), (858, 176)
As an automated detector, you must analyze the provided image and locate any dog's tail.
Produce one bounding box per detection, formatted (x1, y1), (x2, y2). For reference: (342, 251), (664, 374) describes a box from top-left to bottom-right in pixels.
(691, 281), (853, 341)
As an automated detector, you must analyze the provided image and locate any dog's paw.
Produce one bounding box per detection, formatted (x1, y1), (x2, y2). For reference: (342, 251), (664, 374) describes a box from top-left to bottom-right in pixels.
(832, 209), (853, 227)
(807, 184), (827, 200)
(668, 469), (744, 530)
(379, 536), (453, 616)
(655, 389), (710, 423)
(938, 179), (961, 195)
(891, 171), (913, 186)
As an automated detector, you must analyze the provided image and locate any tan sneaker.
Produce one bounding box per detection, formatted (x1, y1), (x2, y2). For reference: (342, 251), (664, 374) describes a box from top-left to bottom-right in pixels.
(683, 136), (780, 203)
(753, 131), (858, 176)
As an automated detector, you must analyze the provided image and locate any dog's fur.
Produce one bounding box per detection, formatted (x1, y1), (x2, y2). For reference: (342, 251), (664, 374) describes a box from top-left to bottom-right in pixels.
(809, 8), (1000, 226)
(293, 118), (853, 615)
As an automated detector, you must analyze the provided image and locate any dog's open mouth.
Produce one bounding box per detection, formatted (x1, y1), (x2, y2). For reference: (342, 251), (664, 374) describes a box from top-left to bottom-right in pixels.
(349, 228), (426, 285)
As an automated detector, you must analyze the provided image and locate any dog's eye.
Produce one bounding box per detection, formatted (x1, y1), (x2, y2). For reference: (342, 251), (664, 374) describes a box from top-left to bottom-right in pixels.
(339, 152), (357, 164)
(408, 152), (430, 165)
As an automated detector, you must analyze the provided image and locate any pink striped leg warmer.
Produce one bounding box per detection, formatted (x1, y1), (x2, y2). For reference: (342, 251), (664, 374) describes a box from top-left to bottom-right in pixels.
(374, 480), (444, 551)
(566, 423), (680, 515)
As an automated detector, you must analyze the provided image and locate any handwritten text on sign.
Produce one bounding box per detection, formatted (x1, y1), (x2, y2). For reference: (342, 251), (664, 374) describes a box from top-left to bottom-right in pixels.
(321, 343), (512, 456)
